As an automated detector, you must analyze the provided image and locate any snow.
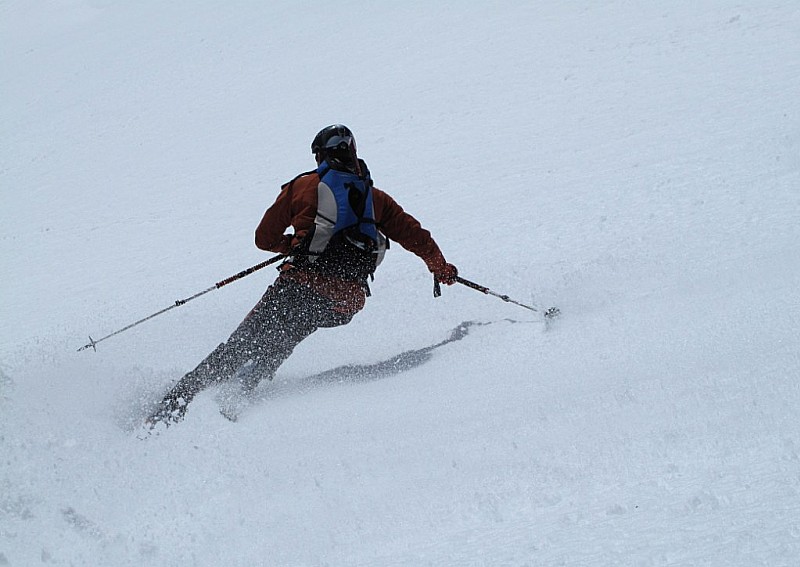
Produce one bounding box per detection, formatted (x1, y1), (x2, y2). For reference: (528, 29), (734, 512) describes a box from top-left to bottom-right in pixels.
(2, 1), (799, 565)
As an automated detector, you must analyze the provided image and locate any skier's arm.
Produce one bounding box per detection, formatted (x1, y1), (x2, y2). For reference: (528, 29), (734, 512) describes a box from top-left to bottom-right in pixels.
(255, 175), (317, 253)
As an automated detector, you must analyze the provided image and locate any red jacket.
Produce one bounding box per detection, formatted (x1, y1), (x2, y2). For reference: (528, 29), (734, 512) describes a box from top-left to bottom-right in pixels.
(255, 171), (449, 314)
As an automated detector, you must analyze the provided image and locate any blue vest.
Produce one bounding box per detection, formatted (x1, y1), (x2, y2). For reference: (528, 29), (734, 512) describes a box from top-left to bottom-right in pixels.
(314, 163), (378, 243)
(302, 161), (386, 280)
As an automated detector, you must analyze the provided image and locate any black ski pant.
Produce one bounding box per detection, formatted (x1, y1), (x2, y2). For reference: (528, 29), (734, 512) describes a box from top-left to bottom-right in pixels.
(161, 276), (354, 409)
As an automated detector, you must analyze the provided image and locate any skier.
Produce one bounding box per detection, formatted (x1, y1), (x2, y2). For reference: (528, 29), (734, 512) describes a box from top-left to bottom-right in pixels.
(147, 124), (458, 426)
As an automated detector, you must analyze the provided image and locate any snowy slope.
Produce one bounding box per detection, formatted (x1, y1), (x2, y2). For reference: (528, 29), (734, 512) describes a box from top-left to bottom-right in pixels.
(2, 1), (800, 565)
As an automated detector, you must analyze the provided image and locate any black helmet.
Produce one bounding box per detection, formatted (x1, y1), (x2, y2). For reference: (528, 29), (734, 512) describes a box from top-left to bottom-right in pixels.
(311, 124), (359, 173)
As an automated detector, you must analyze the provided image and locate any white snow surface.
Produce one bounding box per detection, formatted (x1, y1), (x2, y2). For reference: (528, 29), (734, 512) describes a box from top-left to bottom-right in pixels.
(2, 1), (800, 565)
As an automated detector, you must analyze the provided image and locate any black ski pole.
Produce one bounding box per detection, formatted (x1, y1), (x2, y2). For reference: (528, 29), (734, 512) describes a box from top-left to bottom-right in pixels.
(455, 276), (560, 319)
(77, 253), (285, 352)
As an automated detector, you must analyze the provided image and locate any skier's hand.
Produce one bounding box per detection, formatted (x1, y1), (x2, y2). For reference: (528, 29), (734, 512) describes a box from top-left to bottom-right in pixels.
(267, 234), (296, 254)
(433, 262), (458, 285)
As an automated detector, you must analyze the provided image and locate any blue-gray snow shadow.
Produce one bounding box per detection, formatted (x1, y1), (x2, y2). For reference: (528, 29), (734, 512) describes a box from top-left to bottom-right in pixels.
(256, 320), (483, 401)
(255, 318), (532, 402)
(308, 319), (480, 383)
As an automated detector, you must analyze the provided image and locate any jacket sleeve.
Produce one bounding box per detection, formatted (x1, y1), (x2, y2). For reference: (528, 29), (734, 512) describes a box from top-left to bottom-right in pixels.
(255, 175), (318, 253)
(373, 188), (449, 273)
(254, 183), (295, 253)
